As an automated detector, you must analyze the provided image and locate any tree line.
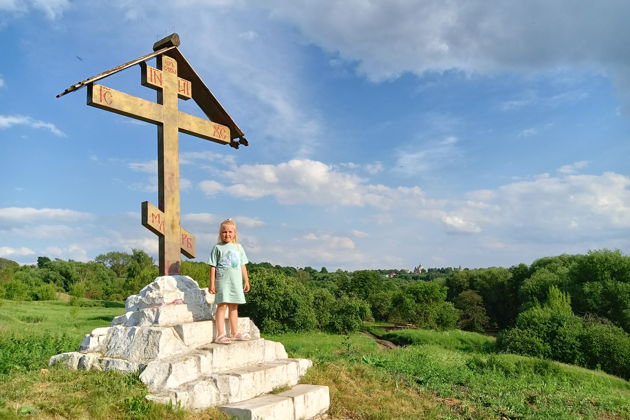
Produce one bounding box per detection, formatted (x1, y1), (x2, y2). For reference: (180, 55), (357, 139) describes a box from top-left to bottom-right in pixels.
(0, 248), (629, 379)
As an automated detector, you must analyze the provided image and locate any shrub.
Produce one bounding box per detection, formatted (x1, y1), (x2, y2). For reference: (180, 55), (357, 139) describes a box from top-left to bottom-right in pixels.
(34, 283), (57, 301)
(497, 327), (550, 359)
(454, 290), (490, 332)
(580, 317), (630, 380)
(240, 268), (317, 333)
(326, 296), (371, 334)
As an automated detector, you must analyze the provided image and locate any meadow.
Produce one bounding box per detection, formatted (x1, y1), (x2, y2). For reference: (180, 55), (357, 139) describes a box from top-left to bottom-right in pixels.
(1, 299), (629, 419)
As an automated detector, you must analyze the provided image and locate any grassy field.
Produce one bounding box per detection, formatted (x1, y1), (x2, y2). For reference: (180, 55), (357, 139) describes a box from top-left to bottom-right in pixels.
(1, 299), (630, 419)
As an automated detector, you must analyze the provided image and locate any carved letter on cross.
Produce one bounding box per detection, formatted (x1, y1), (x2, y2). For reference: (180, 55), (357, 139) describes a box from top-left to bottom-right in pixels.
(87, 55), (230, 275)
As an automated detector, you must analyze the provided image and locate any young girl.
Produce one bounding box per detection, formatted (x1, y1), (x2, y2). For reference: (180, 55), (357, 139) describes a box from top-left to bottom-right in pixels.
(209, 218), (251, 344)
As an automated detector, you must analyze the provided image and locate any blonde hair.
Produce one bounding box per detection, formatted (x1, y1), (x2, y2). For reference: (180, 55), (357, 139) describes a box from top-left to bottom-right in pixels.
(218, 218), (238, 243)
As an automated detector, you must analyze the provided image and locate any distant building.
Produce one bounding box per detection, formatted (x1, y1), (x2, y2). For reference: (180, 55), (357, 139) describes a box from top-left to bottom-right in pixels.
(412, 264), (426, 274)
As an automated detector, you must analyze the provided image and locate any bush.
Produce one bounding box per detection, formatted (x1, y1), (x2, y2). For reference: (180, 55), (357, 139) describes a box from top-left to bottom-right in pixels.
(497, 327), (550, 359)
(1, 279), (31, 301)
(240, 268), (317, 333)
(326, 296), (371, 334)
(580, 317), (630, 380)
(34, 283), (57, 301)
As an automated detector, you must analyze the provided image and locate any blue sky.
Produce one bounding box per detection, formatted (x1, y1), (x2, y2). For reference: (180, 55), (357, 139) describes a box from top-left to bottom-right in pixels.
(1, 0), (630, 271)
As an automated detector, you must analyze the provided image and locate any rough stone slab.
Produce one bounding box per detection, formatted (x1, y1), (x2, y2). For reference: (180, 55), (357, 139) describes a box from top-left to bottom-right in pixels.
(220, 394), (294, 420)
(126, 275), (213, 312)
(78, 353), (102, 370)
(113, 303), (214, 327)
(277, 384), (330, 420)
(149, 358), (309, 410)
(49, 351), (82, 369)
(104, 325), (189, 363)
(141, 338), (272, 391)
(173, 320), (213, 347)
(99, 357), (144, 373)
(79, 327), (111, 353)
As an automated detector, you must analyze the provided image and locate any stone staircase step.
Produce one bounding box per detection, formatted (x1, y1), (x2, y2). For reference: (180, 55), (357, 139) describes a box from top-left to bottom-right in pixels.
(219, 384), (330, 420)
(140, 338), (289, 391)
(146, 358), (312, 410)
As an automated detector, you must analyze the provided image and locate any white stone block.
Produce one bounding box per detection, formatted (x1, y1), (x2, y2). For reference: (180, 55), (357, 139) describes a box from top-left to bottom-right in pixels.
(173, 320), (213, 348)
(126, 275), (209, 312)
(277, 384), (330, 420)
(99, 357), (143, 373)
(104, 326), (189, 363)
(220, 394), (294, 420)
(49, 351), (82, 369)
(78, 353), (102, 371)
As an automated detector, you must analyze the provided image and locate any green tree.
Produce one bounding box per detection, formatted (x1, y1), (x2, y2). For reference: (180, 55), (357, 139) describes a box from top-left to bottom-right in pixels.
(454, 290), (490, 333)
(95, 251), (133, 277)
(240, 268), (316, 333)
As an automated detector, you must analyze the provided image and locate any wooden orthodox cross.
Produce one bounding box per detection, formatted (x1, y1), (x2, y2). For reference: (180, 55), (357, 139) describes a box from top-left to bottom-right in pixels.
(57, 34), (248, 276)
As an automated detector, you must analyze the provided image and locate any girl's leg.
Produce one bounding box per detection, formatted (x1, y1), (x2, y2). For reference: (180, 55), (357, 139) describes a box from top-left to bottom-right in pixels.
(228, 303), (239, 336)
(215, 303), (227, 338)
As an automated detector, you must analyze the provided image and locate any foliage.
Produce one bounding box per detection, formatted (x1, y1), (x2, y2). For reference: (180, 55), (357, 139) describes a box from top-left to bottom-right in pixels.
(579, 316), (630, 380)
(390, 281), (460, 330)
(326, 296), (371, 334)
(453, 289), (490, 332)
(0, 333), (76, 375)
(240, 268), (317, 333)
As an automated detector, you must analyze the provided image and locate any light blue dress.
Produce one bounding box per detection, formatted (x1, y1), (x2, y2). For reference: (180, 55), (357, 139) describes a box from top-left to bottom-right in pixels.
(208, 242), (248, 304)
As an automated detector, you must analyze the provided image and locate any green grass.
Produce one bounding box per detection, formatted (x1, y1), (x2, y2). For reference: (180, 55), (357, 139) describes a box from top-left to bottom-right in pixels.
(0, 299), (125, 341)
(1, 300), (629, 419)
(271, 328), (630, 419)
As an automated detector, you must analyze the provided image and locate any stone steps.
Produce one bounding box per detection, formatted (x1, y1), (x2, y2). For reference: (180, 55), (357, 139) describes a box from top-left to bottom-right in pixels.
(146, 358), (312, 410)
(49, 276), (330, 419)
(219, 384), (330, 420)
(140, 338), (289, 391)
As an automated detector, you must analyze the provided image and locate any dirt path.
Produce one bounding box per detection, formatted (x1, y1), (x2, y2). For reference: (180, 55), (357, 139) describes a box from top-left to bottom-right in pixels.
(361, 331), (399, 350)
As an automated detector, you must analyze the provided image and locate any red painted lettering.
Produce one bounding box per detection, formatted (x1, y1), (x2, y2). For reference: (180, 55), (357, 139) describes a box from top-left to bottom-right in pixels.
(150, 67), (162, 86)
(151, 212), (164, 233)
(212, 124), (228, 141)
(178, 79), (191, 97)
(164, 59), (176, 75)
(98, 85), (113, 105)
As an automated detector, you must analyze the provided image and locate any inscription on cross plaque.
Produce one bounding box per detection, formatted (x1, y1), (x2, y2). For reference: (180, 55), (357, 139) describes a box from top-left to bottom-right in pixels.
(57, 33), (248, 276)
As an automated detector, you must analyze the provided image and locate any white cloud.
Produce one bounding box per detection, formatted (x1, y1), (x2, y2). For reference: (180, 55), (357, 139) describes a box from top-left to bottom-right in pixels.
(43, 244), (90, 262)
(266, 1), (630, 81)
(213, 159), (371, 206)
(234, 216), (265, 229)
(394, 136), (462, 177)
(199, 180), (224, 196)
(0, 246), (35, 258)
(0, 0), (69, 20)
(0, 75), (4, 88)
(0, 207), (92, 225)
(239, 30), (259, 40)
(128, 161), (156, 174)
(558, 160), (589, 175)
(518, 128), (538, 138)
(441, 215), (481, 234)
(0, 114), (65, 137)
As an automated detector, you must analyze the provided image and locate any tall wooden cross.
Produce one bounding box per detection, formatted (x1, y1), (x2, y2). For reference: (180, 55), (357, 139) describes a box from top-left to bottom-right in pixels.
(57, 34), (248, 276)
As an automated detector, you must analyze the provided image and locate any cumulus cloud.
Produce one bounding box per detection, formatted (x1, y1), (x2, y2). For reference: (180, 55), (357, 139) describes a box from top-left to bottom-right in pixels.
(197, 158), (630, 246)
(266, 1), (630, 81)
(0, 114), (65, 137)
(0, 0), (70, 20)
(461, 172), (630, 240)
(0, 207), (92, 225)
(0, 246), (35, 258)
